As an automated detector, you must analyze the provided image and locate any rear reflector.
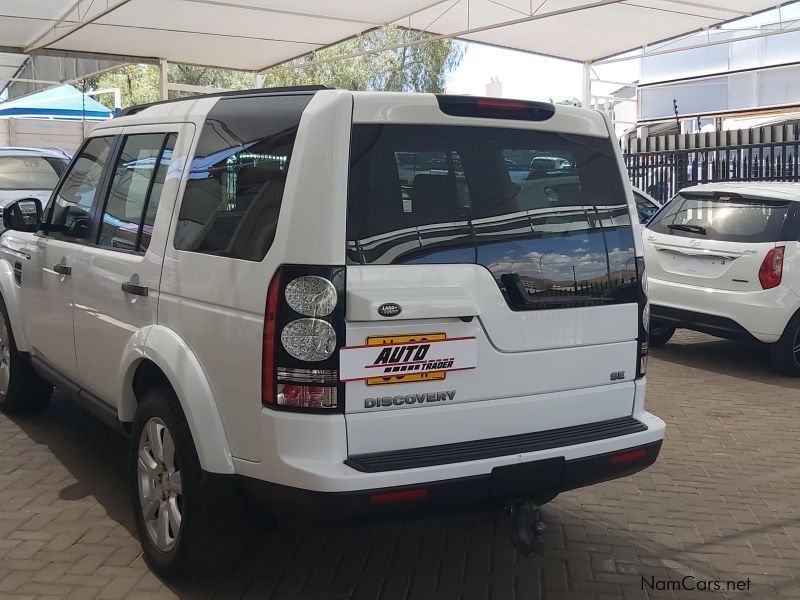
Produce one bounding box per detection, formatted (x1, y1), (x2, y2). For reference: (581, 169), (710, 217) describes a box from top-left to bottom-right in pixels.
(261, 270), (283, 406)
(369, 488), (428, 505)
(436, 94), (555, 121)
(611, 448), (648, 466)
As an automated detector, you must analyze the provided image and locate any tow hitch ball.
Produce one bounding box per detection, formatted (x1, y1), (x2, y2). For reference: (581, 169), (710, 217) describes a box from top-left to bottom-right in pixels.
(507, 500), (546, 556)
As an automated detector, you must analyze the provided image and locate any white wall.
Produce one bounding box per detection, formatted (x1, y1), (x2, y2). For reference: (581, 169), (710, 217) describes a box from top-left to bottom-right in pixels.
(0, 118), (99, 154)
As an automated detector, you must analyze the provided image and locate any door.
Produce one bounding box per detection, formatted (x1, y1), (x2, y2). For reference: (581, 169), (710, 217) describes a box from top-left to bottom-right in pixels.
(73, 129), (185, 405)
(342, 122), (643, 455)
(21, 136), (116, 378)
(645, 191), (791, 292)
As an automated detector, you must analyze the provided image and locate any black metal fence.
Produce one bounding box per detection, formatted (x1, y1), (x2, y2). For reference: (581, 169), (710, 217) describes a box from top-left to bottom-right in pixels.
(623, 124), (800, 203)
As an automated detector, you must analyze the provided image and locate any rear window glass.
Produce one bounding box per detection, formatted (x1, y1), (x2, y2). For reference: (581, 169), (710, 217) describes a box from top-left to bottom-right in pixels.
(647, 193), (789, 242)
(0, 155), (68, 190)
(347, 124), (639, 310)
(174, 94), (311, 261)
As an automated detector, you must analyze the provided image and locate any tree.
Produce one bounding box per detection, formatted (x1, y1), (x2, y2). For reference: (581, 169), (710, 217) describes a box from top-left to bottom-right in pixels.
(95, 27), (465, 108)
(262, 28), (465, 93)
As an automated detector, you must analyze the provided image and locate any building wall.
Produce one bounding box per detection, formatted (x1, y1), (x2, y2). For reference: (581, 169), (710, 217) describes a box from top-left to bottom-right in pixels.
(0, 118), (98, 154)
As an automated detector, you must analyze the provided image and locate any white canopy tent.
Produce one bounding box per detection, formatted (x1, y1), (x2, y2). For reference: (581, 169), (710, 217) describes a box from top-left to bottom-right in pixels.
(0, 0), (796, 103)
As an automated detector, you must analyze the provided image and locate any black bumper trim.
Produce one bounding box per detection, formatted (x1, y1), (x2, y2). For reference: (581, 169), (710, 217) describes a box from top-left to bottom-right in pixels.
(651, 305), (758, 342)
(236, 440), (662, 518)
(344, 416), (647, 473)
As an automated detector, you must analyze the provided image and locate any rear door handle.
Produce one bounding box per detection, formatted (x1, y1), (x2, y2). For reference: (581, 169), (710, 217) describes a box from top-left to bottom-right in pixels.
(53, 264), (71, 276)
(121, 281), (149, 297)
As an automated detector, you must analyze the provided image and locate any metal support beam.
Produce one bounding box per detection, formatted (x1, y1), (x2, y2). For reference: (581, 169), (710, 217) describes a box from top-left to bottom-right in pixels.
(159, 59), (169, 101)
(582, 61), (592, 109)
(167, 82), (231, 95)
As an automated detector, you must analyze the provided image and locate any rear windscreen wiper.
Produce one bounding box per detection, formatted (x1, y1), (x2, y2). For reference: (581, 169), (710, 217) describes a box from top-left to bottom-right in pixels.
(667, 223), (706, 235)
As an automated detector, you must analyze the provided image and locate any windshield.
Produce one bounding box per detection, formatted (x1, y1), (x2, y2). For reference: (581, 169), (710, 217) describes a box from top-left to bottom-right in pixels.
(0, 155), (68, 191)
(347, 124), (639, 311)
(647, 193), (790, 242)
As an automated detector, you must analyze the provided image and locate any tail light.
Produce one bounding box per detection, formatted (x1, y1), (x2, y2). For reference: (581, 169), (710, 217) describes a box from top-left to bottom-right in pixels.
(262, 265), (345, 412)
(635, 256), (648, 378)
(758, 246), (784, 290)
(436, 95), (555, 121)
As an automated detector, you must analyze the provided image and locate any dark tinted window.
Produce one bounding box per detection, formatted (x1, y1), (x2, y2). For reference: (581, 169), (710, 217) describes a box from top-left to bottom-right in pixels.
(47, 136), (113, 241)
(633, 192), (659, 223)
(647, 193), (790, 242)
(0, 155), (68, 190)
(98, 133), (176, 252)
(174, 94), (311, 261)
(347, 124), (638, 311)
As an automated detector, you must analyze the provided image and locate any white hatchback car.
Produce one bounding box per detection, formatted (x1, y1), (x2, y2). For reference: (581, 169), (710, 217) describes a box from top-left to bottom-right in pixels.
(0, 87), (664, 579)
(644, 182), (800, 375)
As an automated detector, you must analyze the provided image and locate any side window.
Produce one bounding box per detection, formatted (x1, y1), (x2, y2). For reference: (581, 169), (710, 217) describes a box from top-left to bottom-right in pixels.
(174, 94), (311, 261)
(47, 136), (114, 242)
(97, 133), (176, 252)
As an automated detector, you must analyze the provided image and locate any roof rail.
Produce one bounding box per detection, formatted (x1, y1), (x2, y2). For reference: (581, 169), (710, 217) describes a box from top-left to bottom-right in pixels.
(114, 85), (334, 118)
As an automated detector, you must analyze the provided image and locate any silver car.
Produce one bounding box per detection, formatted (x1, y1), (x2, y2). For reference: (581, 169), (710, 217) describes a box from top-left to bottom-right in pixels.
(0, 147), (71, 222)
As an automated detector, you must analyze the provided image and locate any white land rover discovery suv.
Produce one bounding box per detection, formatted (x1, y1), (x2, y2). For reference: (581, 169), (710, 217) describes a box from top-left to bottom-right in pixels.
(0, 87), (665, 579)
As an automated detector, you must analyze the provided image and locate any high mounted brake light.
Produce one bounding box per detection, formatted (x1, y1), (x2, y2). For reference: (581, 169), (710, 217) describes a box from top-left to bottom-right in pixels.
(262, 265), (346, 412)
(436, 95), (555, 121)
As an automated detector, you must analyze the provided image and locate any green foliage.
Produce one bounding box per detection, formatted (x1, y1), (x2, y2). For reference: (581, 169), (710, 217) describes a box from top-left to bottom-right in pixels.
(96, 27), (466, 108)
(262, 28), (465, 93)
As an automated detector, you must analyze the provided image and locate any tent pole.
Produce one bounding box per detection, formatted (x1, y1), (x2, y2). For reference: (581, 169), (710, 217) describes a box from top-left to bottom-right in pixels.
(159, 59), (169, 101)
(581, 61), (592, 109)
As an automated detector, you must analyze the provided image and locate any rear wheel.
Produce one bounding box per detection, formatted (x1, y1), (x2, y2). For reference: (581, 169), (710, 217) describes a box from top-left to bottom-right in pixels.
(130, 387), (245, 580)
(0, 296), (52, 414)
(770, 313), (800, 377)
(649, 322), (675, 347)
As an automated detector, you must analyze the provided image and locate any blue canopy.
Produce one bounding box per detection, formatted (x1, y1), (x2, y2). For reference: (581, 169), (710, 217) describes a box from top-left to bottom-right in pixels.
(0, 84), (112, 120)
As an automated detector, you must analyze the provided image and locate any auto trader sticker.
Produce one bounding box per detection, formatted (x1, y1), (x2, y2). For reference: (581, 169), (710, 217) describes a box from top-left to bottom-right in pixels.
(339, 336), (477, 383)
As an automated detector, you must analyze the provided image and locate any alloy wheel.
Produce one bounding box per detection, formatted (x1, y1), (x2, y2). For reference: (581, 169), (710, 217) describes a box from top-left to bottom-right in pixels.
(137, 417), (183, 552)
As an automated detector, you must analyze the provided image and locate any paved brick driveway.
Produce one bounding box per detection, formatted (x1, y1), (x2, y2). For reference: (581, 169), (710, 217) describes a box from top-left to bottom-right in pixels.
(1, 330), (799, 599)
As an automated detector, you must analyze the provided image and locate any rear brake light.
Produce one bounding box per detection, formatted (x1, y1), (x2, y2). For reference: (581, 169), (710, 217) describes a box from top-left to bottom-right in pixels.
(262, 265), (345, 412)
(369, 488), (428, 505)
(436, 95), (555, 121)
(611, 448), (648, 466)
(635, 256), (648, 378)
(758, 246), (784, 290)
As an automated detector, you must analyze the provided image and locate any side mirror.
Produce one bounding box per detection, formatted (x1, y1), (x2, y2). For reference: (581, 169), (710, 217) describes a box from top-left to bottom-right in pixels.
(3, 198), (43, 233)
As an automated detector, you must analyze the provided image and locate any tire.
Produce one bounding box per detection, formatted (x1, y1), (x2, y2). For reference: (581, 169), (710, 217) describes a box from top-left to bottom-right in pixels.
(0, 295), (52, 414)
(649, 322), (676, 347)
(129, 386), (245, 580)
(769, 312), (800, 377)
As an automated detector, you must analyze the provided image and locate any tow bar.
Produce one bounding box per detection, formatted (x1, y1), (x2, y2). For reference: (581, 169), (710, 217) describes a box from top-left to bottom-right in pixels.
(507, 499), (546, 556)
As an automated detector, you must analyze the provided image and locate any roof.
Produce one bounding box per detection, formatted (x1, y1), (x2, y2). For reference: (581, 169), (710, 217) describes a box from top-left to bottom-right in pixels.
(0, 1), (793, 73)
(681, 182), (800, 201)
(0, 84), (112, 120)
(0, 146), (71, 159)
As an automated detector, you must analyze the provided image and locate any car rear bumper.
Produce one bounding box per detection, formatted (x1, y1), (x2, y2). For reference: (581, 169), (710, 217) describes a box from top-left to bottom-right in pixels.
(648, 276), (800, 342)
(236, 439), (662, 517)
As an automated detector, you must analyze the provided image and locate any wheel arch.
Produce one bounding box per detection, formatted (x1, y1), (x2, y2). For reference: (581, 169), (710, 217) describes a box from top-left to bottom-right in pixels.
(120, 325), (235, 474)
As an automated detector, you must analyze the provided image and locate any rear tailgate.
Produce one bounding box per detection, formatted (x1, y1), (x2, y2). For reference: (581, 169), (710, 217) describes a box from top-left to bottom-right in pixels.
(341, 96), (643, 457)
(645, 191), (791, 291)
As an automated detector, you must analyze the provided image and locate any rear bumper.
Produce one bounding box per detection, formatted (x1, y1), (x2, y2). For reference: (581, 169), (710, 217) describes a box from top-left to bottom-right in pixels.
(237, 439), (662, 517)
(648, 276), (800, 343)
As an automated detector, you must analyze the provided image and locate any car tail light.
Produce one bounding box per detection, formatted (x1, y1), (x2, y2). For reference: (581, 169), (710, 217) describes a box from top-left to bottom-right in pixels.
(758, 246), (784, 290)
(436, 95), (555, 121)
(262, 265), (345, 412)
(635, 256), (648, 378)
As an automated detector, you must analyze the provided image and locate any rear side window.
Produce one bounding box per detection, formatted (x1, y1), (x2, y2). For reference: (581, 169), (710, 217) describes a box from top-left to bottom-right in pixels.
(174, 94), (311, 261)
(347, 124), (639, 310)
(647, 193), (790, 242)
(98, 133), (176, 252)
